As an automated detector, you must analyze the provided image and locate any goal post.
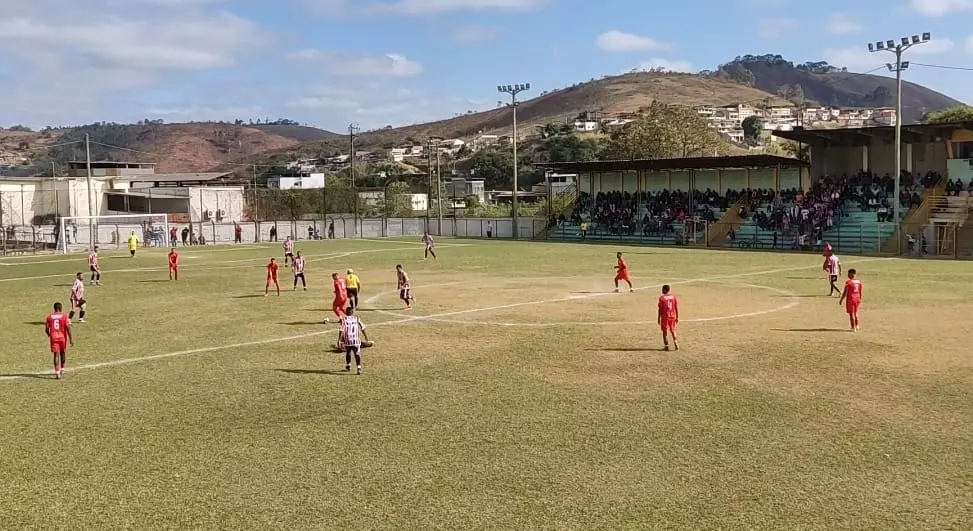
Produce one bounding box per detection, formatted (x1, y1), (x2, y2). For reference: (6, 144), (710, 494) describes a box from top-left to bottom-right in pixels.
(58, 214), (171, 254)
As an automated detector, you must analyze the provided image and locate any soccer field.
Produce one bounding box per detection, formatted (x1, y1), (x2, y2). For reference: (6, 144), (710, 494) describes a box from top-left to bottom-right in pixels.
(1, 238), (971, 529)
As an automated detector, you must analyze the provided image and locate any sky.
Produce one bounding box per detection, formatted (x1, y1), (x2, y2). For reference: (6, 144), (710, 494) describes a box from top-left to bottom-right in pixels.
(0, 0), (971, 132)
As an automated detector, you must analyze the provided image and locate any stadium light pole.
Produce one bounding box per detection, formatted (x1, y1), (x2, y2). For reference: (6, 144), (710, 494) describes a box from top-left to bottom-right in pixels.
(867, 32), (930, 225)
(498, 83), (530, 238)
(349, 124), (360, 235)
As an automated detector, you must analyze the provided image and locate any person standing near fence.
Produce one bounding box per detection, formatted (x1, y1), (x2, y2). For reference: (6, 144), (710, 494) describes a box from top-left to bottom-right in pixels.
(283, 236), (294, 266)
(422, 233), (437, 260)
(486, 221), (493, 238)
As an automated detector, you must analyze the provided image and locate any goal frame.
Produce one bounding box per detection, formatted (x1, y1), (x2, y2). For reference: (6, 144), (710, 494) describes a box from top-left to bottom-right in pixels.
(58, 214), (171, 254)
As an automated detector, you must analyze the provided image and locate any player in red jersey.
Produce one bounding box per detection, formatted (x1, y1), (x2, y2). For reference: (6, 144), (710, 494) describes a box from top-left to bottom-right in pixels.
(88, 246), (101, 285)
(657, 284), (679, 351)
(69, 272), (87, 322)
(823, 253), (841, 296)
(265, 258), (280, 296)
(839, 268), (863, 331)
(613, 252), (634, 293)
(45, 302), (74, 379)
(323, 272), (348, 324)
(168, 247), (180, 280)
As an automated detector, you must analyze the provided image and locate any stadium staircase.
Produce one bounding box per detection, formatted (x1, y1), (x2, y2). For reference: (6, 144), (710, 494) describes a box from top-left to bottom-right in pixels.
(879, 182), (945, 254)
(549, 203), (725, 245)
(533, 184), (578, 240)
(953, 198), (973, 258)
(822, 203), (896, 254)
(704, 198), (747, 247)
(722, 203), (782, 249)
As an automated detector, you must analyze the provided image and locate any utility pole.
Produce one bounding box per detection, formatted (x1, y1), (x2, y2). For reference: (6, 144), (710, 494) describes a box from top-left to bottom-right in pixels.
(252, 163), (259, 241)
(436, 143), (443, 233)
(868, 32), (930, 226)
(349, 124), (359, 231)
(497, 83), (530, 238)
(84, 133), (95, 249)
(52, 162), (60, 220)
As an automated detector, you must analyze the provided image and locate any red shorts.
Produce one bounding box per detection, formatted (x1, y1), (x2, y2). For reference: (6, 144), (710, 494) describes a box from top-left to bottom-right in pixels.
(50, 339), (67, 353)
(660, 319), (677, 333)
(267, 275), (278, 282)
(614, 272), (630, 282)
(169, 265), (178, 271)
(846, 300), (860, 314)
(333, 299), (348, 315)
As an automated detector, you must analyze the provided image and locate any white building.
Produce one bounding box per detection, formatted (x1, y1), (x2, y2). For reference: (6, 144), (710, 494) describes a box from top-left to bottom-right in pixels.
(266, 173), (325, 190)
(573, 120), (599, 132)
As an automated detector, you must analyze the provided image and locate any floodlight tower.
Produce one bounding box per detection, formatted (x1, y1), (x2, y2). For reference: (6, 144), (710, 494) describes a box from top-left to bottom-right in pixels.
(867, 32), (930, 225)
(497, 83), (530, 238)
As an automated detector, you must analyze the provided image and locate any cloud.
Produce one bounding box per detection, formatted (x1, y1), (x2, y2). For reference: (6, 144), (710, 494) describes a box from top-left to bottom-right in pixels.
(826, 13), (861, 34)
(306, 0), (546, 16)
(0, 0), (267, 128)
(757, 18), (798, 39)
(595, 31), (672, 52)
(452, 25), (503, 43)
(633, 59), (694, 73)
(823, 39), (955, 70)
(287, 83), (490, 130)
(967, 35), (973, 54)
(908, 0), (973, 16)
(289, 50), (424, 77)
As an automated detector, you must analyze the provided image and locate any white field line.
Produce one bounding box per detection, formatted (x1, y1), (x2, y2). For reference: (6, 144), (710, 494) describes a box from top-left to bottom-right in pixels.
(0, 257), (889, 382)
(0, 243), (473, 282)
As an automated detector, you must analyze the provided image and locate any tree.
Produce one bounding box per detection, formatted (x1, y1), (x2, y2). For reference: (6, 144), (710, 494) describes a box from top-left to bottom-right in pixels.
(921, 105), (973, 124)
(542, 134), (602, 163)
(470, 148), (514, 189)
(384, 181), (413, 216)
(741, 116), (763, 145)
(602, 102), (728, 159)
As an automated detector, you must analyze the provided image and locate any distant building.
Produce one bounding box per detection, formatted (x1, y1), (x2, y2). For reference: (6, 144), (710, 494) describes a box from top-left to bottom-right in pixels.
(267, 173), (325, 190)
(445, 178), (485, 204)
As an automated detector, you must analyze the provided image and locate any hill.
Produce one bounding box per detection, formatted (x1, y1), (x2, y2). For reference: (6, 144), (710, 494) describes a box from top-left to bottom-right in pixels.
(712, 55), (962, 121)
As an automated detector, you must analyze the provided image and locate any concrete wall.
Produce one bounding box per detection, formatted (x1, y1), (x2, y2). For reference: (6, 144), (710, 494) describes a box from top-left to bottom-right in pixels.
(810, 139), (948, 178)
(187, 186), (246, 223)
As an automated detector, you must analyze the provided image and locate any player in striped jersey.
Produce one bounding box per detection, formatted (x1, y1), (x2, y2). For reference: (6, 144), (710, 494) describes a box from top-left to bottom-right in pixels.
(422, 232), (436, 260)
(292, 251), (307, 291)
(395, 264), (414, 310)
(283, 236), (294, 266)
(340, 306), (369, 375)
(69, 272), (87, 322)
(823, 253), (841, 296)
(88, 246), (101, 285)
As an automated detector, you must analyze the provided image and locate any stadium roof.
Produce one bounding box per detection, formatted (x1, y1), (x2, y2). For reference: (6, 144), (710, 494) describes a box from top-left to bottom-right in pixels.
(113, 172), (233, 183)
(534, 154), (806, 173)
(772, 121), (973, 146)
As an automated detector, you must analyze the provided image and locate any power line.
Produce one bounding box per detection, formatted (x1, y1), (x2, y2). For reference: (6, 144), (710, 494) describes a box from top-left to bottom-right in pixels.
(910, 62), (973, 71)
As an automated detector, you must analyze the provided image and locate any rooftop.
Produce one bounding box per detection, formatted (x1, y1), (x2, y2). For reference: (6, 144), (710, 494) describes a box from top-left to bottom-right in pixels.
(534, 154), (806, 173)
(773, 121), (973, 146)
(114, 172), (232, 183)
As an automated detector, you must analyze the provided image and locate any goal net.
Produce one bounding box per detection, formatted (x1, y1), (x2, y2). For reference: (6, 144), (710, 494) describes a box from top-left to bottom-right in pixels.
(58, 214), (171, 254)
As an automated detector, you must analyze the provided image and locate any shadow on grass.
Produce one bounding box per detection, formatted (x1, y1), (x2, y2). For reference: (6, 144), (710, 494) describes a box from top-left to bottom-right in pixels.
(775, 294), (830, 298)
(773, 328), (849, 333)
(354, 308), (400, 312)
(232, 294), (269, 299)
(280, 321), (327, 326)
(52, 283), (74, 287)
(137, 279), (170, 283)
(785, 276), (822, 280)
(275, 369), (349, 376)
(585, 347), (669, 352)
(24, 321), (46, 326)
(0, 373), (52, 379)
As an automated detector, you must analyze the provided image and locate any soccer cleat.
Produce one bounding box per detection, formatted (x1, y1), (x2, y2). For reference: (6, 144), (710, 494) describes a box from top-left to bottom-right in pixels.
(629, 289), (635, 293)
(663, 345), (670, 351)
(674, 342), (680, 351)
(55, 371), (61, 379)
(322, 318), (330, 324)
(613, 288), (619, 293)
(356, 366), (362, 375)
(78, 318), (86, 323)
(344, 365), (350, 372)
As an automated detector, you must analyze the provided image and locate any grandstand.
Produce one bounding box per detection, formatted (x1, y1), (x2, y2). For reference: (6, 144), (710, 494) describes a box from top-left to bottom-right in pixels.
(536, 155), (808, 247)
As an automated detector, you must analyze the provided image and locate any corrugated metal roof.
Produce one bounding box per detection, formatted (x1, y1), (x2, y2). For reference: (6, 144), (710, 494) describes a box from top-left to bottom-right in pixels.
(112, 172), (232, 182)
